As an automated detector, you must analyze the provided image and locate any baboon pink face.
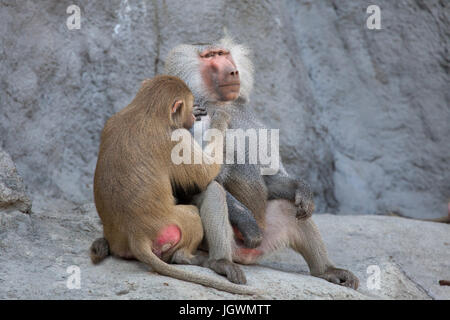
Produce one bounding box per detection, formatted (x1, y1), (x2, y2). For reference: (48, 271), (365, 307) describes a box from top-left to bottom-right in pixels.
(199, 48), (240, 101)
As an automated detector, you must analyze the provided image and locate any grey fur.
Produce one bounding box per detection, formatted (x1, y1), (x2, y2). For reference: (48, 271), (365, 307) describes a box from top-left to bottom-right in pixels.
(164, 36), (359, 289)
(226, 192), (262, 249)
(164, 34), (310, 256)
(192, 181), (233, 262)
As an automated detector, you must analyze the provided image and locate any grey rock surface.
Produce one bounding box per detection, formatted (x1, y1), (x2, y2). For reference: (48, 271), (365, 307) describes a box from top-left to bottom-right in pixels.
(0, 148), (31, 213)
(1, 200), (448, 299)
(0, 0), (448, 218)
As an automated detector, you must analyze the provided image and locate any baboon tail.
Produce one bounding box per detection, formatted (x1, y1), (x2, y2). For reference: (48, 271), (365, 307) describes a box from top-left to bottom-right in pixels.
(90, 237), (110, 264)
(388, 212), (449, 224)
(129, 235), (261, 296)
(425, 216), (450, 224)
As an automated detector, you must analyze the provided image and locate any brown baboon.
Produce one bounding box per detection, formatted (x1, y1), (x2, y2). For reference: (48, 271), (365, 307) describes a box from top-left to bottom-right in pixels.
(165, 37), (359, 289)
(90, 75), (256, 295)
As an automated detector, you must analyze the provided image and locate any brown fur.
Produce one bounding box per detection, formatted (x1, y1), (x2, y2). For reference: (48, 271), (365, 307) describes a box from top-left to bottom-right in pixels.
(91, 75), (257, 295)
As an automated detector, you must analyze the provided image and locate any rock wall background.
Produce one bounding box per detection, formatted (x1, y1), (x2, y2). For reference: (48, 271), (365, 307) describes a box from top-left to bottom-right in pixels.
(0, 0), (449, 218)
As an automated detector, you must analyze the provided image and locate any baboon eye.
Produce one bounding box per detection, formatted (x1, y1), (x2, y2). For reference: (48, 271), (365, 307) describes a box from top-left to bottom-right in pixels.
(218, 51), (223, 56)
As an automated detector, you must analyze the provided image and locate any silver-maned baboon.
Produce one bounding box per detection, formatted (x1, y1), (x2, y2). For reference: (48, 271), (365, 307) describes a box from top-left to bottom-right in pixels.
(165, 37), (359, 289)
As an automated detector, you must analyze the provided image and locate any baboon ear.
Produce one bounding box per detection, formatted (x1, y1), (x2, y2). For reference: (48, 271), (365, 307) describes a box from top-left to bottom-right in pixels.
(171, 100), (183, 114)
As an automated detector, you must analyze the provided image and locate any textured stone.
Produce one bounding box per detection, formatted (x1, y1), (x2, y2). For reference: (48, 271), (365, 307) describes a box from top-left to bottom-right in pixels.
(0, 200), (448, 299)
(0, 149), (31, 213)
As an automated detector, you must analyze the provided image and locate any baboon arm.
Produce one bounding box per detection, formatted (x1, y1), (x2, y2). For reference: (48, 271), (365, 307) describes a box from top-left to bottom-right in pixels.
(189, 139), (222, 181)
(226, 191), (262, 249)
(184, 109), (230, 182)
(223, 172), (267, 226)
(170, 133), (221, 184)
(198, 109), (230, 165)
(263, 171), (315, 219)
(264, 172), (297, 201)
(190, 181), (248, 284)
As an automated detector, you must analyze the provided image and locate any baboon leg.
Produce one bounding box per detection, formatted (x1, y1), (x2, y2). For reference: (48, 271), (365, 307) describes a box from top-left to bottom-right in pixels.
(128, 229), (257, 295)
(191, 181), (246, 284)
(269, 200), (359, 289)
(192, 181), (234, 261)
(233, 200), (359, 289)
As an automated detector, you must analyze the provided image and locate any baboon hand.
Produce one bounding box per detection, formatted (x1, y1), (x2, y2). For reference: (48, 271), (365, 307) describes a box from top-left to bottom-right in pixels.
(193, 103), (207, 121)
(236, 222), (263, 249)
(204, 259), (247, 284)
(294, 187), (315, 219)
(210, 109), (231, 131)
(317, 267), (359, 290)
(242, 228), (263, 249)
